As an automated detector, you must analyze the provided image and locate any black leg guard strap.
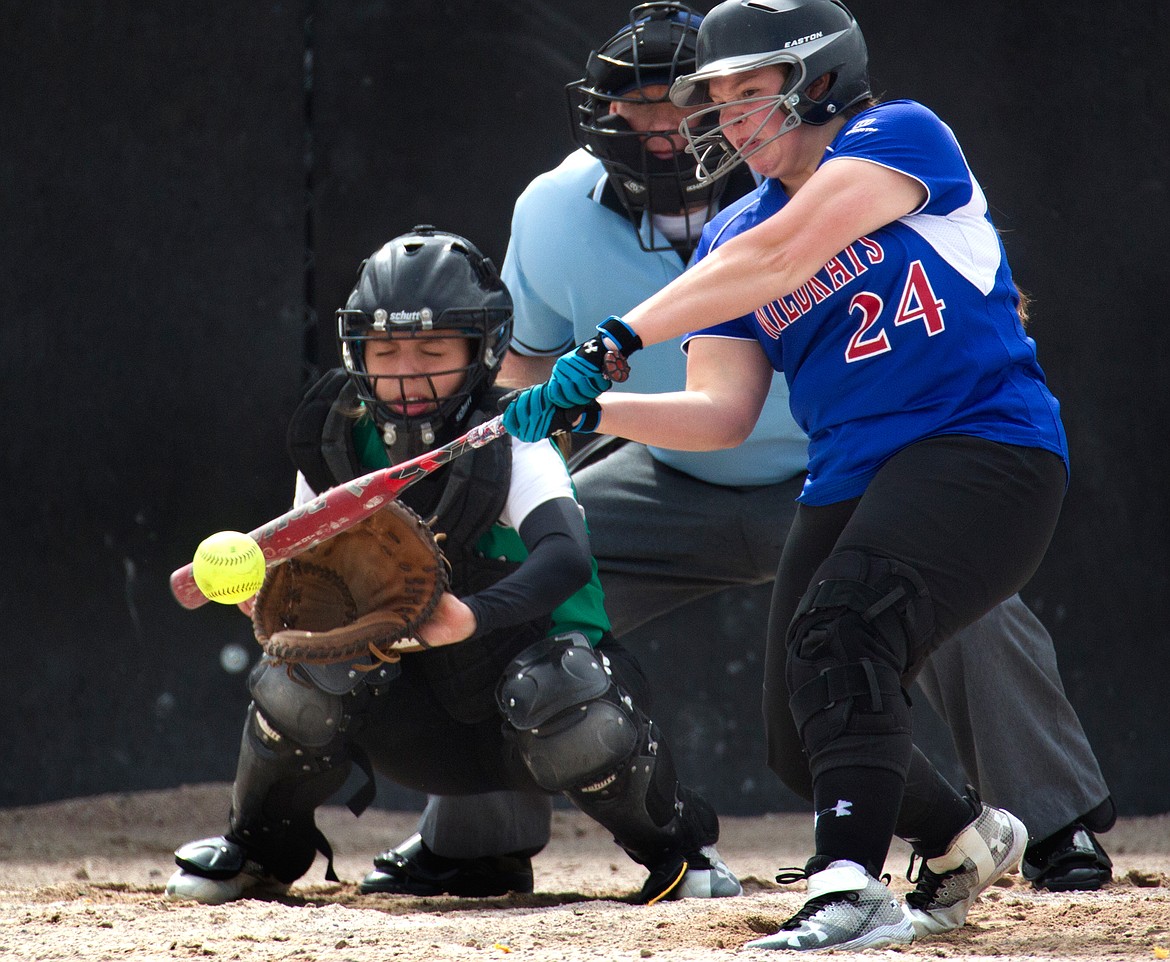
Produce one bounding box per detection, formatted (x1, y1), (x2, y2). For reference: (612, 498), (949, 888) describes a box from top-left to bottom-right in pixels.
(784, 550), (930, 781)
(344, 743), (377, 818)
(789, 658), (909, 744)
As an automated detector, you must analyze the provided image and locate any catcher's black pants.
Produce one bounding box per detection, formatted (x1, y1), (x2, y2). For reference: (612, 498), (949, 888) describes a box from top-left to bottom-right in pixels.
(761, 435), (1067, 873)
(352, 635), (649, 796)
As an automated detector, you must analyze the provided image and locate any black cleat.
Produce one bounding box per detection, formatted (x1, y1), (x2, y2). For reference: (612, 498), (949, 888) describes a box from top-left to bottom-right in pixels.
(358, 834), (534, 897)
(1022, 822), (1112, 892)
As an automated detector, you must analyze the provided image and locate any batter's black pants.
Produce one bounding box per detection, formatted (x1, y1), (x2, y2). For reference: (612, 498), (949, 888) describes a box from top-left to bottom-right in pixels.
(762, 435), (1067, 857)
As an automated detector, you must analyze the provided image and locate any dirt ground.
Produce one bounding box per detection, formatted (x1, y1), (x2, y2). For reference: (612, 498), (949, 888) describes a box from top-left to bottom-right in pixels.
(2, 784), (1169, 962)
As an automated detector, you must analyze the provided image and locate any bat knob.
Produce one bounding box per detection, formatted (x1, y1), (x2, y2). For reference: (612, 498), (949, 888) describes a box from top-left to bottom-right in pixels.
(603, 350), (630, 383)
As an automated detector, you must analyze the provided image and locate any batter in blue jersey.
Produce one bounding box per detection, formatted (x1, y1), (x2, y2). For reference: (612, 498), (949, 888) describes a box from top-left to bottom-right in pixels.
(503, 0), (1071, 951)
(692, 98), (1066, 505)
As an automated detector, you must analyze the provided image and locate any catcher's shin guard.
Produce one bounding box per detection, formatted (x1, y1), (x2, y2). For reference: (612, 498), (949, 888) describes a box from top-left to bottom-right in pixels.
(225, 702), (351, 883)
(249, 658), (353, 749)
(570, 721), (719, 870)
(248, 655), (399, 746)
(496, 633), (716, 868)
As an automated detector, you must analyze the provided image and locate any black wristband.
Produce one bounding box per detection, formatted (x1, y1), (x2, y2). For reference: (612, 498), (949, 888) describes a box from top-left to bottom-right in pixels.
(572, 399), (602, 433)
(548, 399), (601, 435)
(597, 316), (643, 356)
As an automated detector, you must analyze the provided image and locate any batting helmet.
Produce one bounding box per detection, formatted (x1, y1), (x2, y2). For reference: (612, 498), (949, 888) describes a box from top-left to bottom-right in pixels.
(671, 0), (870, 180)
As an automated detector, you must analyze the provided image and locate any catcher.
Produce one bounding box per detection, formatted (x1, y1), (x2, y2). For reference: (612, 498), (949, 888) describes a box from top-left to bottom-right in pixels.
(165, 226), (741, 905)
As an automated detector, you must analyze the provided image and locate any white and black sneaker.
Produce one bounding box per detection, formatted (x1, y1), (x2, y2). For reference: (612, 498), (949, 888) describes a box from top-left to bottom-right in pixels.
(904, 803), (1027, 936)
(672, 845), (743, 899)
(637, 845), (743, 904)
(745, 861), (914, 951)
(165, 866), (286, 905)
(165, 835), (288, 905)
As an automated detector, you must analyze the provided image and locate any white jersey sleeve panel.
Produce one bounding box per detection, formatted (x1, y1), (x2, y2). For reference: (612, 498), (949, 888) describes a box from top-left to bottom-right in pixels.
(499, 436), (578, 533)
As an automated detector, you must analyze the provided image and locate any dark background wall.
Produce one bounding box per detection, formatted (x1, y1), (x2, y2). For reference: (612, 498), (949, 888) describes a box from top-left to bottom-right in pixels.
(1, 1), (1166, 816)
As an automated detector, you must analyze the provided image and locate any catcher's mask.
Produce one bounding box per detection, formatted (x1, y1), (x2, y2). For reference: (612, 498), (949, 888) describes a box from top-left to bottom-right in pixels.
(566, 2), (726, 251)
(670, 0), (871, 182)
(338, 226), (513, 463)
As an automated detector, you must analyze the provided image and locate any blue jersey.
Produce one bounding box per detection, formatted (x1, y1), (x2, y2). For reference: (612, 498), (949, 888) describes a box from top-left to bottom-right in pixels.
(502, 149), (809, 487)
(688, 100), (1068, 506)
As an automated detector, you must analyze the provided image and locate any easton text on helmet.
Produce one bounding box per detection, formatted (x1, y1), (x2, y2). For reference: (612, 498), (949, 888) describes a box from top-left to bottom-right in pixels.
(785, 31), (824, 47)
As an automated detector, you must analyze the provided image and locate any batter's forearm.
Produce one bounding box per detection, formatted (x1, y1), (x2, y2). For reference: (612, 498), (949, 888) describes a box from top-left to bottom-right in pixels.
(594, 391), (754, 451)
(618, 161), (922, 348)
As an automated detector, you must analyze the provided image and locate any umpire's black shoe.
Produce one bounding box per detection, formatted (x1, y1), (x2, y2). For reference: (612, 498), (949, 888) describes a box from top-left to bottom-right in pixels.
(358, 833), (534, 896)
(1021, 822), (1113, 891)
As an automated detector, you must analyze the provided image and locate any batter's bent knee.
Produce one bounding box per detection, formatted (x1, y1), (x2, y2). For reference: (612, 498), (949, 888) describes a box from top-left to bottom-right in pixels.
(784, 550), (929, 775)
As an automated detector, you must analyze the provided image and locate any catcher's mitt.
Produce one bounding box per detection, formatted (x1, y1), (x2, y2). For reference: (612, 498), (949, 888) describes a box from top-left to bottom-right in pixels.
(252, 501), (447, 665)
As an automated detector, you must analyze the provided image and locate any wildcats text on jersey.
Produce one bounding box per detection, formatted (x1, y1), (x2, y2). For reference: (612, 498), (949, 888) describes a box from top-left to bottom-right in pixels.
(754, 235), (885, 338)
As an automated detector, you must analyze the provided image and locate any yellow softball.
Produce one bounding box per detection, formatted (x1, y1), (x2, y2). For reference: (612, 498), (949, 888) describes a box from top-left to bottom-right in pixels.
(192, 531), (267, 605)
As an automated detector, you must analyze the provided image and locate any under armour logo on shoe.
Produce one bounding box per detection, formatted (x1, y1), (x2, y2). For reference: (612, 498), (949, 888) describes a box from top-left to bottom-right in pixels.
(815, 800), (853, 825)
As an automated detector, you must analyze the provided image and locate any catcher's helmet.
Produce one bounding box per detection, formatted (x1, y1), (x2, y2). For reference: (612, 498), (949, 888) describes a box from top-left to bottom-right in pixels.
(671, 0), (870, 180)
(567, 3), (725, 249)
(337, 226), (512, 461)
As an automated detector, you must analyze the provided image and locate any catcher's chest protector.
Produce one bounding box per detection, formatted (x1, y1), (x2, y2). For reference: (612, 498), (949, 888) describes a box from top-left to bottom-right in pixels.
(287, 371), (513, 594)
(288, 378), (547, 723)
(286, 369), (361, 496)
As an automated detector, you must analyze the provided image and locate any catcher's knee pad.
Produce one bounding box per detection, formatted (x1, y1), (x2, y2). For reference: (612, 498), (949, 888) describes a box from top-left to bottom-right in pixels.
(496, 632), (639, 792)
(784, 550), (930, 769)
(248, 658), (361, 750)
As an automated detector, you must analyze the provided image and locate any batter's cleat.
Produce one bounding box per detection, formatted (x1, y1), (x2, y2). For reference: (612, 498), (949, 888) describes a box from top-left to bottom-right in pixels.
(1022, 822), (1113, 892)
(635, 845), (743, 904)
(904, 803), (1027, 937)
(745, 861), (914, 951)
(165, 836), (288, 905)
(358, 834), (534, 897)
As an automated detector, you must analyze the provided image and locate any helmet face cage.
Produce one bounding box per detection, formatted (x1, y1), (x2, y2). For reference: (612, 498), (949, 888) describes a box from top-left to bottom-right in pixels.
(567, 2), (724, 249)
(672, 0), (870, 182)
(337, 228), (512, 461)
(680, 54), (808, 183)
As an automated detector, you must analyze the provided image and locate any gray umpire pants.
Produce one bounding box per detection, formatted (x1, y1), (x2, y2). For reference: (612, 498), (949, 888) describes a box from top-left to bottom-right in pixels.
(417, 442), (1109, 856)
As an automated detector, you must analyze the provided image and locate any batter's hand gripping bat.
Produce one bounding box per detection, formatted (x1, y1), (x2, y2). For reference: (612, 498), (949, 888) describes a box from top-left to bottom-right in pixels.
(169, 415), (508, 610)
